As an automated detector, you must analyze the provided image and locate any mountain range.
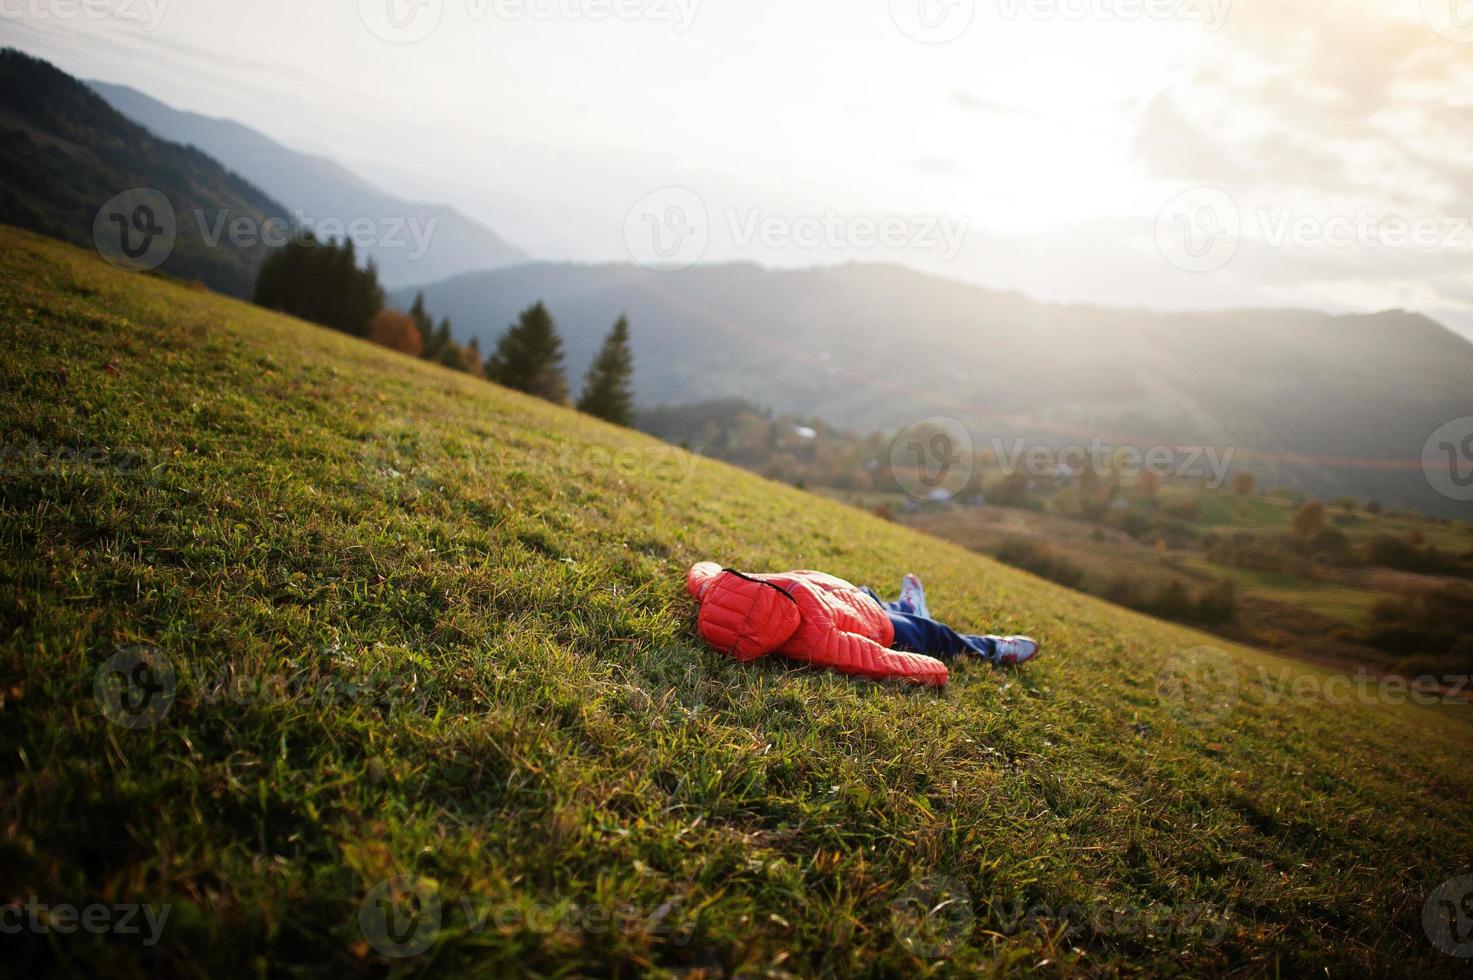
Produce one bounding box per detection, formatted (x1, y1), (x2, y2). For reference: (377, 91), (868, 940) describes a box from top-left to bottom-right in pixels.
(0, 48), (286, 297)
(89, 81), (526, 289)
(394, 262), (1473, 518)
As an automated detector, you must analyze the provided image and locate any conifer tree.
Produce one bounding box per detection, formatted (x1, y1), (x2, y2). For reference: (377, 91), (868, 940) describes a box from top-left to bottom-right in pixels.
(431, 317), (476, 375)
(252, 232), (383, 336)
(484, 301), (568, 404)
(410, 292), (436, 358)
(576, 315), (634, 425)
(430, 318), (455, 365)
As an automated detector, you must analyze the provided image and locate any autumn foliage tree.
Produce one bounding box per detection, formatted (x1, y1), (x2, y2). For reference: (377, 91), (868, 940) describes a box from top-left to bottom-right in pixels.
(366, 309), (423, 356)
(1230, 471), (1256, 496)
(1292, 500), (1326, 538)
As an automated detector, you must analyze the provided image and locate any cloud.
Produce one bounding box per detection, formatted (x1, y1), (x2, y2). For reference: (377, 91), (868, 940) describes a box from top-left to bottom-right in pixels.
(914, 157), (964, 176)
(950, 89), (1031, 117)
(1134, 90), (1251, 185)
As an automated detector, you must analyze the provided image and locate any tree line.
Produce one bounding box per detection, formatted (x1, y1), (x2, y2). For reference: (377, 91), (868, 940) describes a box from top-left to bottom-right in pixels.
(251, 234), (633, 425)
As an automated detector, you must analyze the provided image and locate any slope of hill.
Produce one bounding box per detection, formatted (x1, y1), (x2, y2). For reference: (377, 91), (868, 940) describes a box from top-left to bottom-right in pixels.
(91, 80), (528, 289)
(0, 49), (287, 298)
(3, 225), (1471, 976)
(399, 261), (1473, 518)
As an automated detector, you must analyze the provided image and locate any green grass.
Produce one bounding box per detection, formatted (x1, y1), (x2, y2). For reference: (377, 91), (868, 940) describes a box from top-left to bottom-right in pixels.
(1171, 484), (1472, 553)
(1158, 487), (1289, 530)
(1176, 559), (1383, 626)
(3, 226), (1472, 977)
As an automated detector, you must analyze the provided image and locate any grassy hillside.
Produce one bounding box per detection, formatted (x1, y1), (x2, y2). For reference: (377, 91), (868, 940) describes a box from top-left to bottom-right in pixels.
(3, 226), (1472, 977)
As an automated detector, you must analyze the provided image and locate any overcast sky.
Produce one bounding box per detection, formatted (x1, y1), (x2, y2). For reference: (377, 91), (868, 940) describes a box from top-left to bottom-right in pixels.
(5, 0), (1473, 338)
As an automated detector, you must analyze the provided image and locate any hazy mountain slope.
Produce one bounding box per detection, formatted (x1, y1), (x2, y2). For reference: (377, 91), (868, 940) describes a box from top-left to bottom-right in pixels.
(0, 48), (286, 297)
(91, 80), (527, 288)
(399, 261), (1473, 517)
(5, 225), (1472, 976)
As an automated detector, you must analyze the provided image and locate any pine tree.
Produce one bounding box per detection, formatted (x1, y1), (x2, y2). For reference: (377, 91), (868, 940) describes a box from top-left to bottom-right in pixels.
(484, 301), (568, 404)
(432, 317), (475, 374)
(410, 292), (435, 358)
(576, 315), (634, 425)
(252, 232), (382, 336)
(347, 255), (384, 336)
(430, 318), (455, 365)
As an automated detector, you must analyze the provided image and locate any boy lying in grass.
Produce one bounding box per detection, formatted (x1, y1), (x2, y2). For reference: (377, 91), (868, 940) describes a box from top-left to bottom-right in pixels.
(686, 562), (1038, 687)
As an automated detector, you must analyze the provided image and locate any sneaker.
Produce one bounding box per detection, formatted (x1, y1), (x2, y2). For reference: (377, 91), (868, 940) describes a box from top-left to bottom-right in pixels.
(898, 573), (930, 619)
(989, 635), (1039, 666)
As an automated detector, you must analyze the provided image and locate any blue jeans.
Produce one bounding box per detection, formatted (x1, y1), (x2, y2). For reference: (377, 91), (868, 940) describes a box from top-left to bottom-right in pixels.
(860, 588), (997, 662)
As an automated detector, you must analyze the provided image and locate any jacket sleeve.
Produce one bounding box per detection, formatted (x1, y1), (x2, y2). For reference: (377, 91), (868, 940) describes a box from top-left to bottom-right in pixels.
(694, 569), (802, 662)
(794, 627), (949, 687)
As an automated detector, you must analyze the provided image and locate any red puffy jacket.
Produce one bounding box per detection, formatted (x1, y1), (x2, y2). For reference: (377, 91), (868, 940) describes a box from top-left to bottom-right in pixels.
(685, 561), (948, 686)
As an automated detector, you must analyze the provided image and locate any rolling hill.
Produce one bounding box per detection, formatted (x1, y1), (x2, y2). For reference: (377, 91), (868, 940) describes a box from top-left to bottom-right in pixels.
(3, 225), (1471, 975)
(91, 80), (528, 289)
(0, 49), (287, 298)
(399, 261), (1473, 518)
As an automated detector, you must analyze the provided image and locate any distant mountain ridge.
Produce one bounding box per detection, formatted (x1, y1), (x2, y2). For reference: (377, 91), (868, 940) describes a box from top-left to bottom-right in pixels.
(0, 48), (286, 297)
(91, 80), (527, 288)
(397, 261), (1473, 518)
